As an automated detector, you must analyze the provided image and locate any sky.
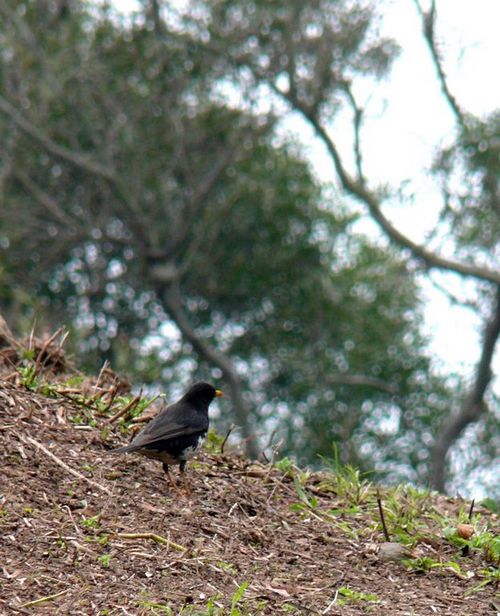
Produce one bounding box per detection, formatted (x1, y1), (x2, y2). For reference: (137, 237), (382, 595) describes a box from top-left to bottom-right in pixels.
(283, 0), (500, 382)
(362, 0), (499, 379)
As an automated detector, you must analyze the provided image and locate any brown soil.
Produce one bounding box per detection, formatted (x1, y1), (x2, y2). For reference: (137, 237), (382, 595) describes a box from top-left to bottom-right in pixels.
(1, 367), (498, 615)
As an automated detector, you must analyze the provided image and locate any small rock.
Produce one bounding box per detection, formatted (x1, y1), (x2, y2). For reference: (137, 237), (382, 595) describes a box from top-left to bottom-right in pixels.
(377, 542), (414, 562)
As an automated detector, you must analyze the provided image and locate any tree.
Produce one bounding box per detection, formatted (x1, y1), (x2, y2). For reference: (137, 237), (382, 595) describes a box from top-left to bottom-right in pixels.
(0, 0), (466, 487)
(196, 0), (499, 493)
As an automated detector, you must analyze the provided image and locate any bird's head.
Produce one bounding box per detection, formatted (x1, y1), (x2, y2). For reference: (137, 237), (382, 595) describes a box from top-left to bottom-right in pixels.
(183, 382), (223, 409)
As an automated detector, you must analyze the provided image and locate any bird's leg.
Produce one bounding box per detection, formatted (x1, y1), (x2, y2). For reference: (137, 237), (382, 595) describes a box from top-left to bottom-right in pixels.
(162, 462), (184, 496)
(162, 462), (175, 488)
(179, 461), (191, 496)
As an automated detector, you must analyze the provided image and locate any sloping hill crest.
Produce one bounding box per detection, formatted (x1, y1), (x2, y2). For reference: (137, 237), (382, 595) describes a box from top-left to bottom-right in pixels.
(0, 331), (498, 615)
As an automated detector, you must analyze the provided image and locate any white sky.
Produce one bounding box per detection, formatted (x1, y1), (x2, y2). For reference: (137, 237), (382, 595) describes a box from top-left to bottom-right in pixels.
(365, 0), (500, 380)
(291, 0), (500, 383)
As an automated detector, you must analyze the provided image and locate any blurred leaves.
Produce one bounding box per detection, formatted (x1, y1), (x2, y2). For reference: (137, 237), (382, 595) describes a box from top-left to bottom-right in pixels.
(0, 0), (493, 490)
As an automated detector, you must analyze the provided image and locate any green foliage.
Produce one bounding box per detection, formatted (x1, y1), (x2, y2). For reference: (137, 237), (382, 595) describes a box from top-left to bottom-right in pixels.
(230, 581), (250, 615)
(138, 582), (251, 615)
(274, 457), (297, 477)
(81, 515), (101, 530)
(337, 587), (379, 606)
(444, 526), (500, 563)
(0, 0), (460, 487)
(433, 112), (500, 253)
(98, 553), (112, 568)
(202, 0), (399, 106)
(17, 363), (41, 390)
(467, 566), (500, 594)
(204, 429), (226, 454)
(319, 448), (373, 506)
(404, 556), (464, 575)
(11, 357), (159, 430)
(289, 477), (319, 513)
(479, 498), (499, 514)
(280, 457), (498, 592)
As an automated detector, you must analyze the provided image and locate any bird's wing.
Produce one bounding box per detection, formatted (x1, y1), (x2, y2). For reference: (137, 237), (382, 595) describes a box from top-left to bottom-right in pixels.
(128, 400), (208, 449)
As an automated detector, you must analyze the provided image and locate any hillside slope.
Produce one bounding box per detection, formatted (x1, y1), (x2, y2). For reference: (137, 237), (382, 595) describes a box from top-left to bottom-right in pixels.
(0, 342), (498, 615)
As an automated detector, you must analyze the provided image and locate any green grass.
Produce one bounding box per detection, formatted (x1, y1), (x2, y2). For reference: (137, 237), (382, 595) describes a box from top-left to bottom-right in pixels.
(17, 362), (40, 390)
(14, 358), (160, 430)
(337, 586), (380, 606)
(98, 553), (112, 568)
(204, 429), (226, 453)
(81, 514), (101, 529)
(138, 582), (253, 615)
(273, 451), (499, 597)
(319, 448), (373, 506)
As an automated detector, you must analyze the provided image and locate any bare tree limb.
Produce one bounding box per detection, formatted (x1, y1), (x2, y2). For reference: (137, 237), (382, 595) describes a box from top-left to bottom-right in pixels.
(428, 274), (480, 313)
(162, 283), (259, 458)
(13, 169), (77, 227)
(0, 94), (150, 247)
(414, 0), (466, 129)
(0, 95), (114, 180)
(343, 84), (365, 183)
(267, 75), (499, 283)
(429, 285), (500, 491)
(327, 374), (398, 394)
(291, 100), (500, 285)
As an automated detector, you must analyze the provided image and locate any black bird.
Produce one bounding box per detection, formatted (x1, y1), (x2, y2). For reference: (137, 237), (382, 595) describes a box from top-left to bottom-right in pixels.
(112, 382), (223, 492)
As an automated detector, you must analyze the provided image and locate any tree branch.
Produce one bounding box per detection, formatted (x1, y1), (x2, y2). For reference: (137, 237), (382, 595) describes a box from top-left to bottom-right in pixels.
(292, 101), (500, 285)
(0, 94), (150, 248)
(343, 84), (365, 183)
(162, 283), (259, 458)
(414, 0), (466, 129)
(428, 274), (480, 313)
(0, 95), (114, 180)
(429, 285), (500, 491)
(327, 374), (399, 394)
(13, 169), (77, 228)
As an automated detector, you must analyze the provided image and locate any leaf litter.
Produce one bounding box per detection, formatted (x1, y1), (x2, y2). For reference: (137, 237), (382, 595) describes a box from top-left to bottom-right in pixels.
(0, 357), (498, 615)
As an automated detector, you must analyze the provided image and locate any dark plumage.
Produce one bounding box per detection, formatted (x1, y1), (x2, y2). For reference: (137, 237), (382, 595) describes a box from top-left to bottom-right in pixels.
(112, 382), (223, 492)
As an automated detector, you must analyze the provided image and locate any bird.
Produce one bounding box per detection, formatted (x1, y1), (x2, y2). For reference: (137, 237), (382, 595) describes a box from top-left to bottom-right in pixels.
(111, 382), (223, 493)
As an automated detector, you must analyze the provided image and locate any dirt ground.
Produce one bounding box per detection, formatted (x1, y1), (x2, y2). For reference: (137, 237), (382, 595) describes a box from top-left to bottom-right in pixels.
(1, 363), (499, 615)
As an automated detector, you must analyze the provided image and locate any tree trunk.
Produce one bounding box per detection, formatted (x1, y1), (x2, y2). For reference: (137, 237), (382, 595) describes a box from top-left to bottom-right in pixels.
(429, 286), (500, 492)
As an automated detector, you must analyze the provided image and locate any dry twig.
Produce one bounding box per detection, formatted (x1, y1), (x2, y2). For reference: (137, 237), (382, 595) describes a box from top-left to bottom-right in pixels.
(104, 391), (142, 425)
(21, 435), (113, 495)
(20, 589), (70, 608)
(114, 532), (186, 552)
(468, 499), (475, 520)
(376, 488), (391, 542)
(220, 424), (236, 454)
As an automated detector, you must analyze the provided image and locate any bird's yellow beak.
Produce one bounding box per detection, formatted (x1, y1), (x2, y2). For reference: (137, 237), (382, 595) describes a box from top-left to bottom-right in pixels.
(215, 389), (224, 397)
